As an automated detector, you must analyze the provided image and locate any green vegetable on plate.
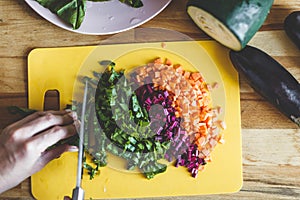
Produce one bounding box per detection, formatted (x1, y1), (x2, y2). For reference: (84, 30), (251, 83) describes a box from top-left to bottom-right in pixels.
(34, 0), (143, 30)
(35, 0), (86, 29)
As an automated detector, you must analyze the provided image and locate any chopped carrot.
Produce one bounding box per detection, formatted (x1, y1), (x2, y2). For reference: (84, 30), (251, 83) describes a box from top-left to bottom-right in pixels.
(154, 57), (162, 64)
(173, 64), (181, 69)
(184, 71), (190, 79)
(165, 58), (172, 66)
(191, 72), (202, 81)
(130, 58), (225, 176)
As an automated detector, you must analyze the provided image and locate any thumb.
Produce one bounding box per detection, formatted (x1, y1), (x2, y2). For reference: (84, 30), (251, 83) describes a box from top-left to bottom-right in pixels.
(33, 144), (78, 174)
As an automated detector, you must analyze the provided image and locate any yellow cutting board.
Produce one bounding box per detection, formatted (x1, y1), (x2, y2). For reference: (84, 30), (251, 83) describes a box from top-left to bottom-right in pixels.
(28, 41), (242, 199)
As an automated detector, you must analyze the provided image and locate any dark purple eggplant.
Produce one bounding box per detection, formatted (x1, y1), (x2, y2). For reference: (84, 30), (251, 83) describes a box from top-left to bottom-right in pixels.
(284, 11), (300, 49)
(230, 45), (300, 127)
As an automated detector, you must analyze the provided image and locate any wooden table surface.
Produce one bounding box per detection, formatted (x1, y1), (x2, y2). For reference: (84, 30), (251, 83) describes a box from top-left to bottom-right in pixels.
(1, 0), (300, 199)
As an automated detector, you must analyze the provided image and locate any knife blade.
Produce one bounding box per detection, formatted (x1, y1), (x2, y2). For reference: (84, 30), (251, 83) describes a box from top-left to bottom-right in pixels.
(72, 80), (88, 200)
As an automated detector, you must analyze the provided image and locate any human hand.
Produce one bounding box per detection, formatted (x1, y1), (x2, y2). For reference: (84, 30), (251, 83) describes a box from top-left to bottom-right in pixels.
(0, 110), (78, 194)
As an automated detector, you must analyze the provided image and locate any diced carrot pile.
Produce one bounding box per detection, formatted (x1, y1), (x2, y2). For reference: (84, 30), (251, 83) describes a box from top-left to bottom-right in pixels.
(131, 57), (225, 173)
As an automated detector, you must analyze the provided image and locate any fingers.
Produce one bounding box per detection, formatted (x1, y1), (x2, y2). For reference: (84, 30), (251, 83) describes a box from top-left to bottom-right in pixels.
(32, 144), (78, 174)
(27, 112), (74, 137)
(7, 110), (68, 130)
(8, 111), (77, 139)
(30, 121), (79, 153)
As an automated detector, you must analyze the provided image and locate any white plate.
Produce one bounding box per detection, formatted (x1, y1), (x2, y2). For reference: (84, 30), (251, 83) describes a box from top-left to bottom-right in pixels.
(25, 0), (172, 35)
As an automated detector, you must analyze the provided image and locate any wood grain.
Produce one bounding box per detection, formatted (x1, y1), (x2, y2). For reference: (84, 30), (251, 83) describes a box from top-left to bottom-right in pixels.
(0, 0), (300, 199)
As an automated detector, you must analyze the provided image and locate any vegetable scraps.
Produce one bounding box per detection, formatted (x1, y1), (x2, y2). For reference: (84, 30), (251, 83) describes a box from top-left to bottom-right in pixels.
(83, 58), (225, 179)
(34, 0), (143, 29)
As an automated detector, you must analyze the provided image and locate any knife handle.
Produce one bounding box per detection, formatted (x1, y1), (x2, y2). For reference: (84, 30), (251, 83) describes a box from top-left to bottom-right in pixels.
(72, 187), (84, 200)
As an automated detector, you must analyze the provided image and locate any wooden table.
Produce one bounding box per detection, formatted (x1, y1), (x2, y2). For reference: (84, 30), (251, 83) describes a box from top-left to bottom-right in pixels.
(0, 0), (300, 199)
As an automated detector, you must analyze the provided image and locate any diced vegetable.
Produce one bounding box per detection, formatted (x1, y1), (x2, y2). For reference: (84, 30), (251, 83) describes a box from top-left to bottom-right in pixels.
(175, 144), (206, 178)
(127, 58), (224, 177)
(11, 57), (225, 179)
(95, 63), (175, 178)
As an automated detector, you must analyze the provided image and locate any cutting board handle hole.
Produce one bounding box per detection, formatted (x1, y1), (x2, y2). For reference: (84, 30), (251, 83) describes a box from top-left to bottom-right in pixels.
(44, 90), (60, 111)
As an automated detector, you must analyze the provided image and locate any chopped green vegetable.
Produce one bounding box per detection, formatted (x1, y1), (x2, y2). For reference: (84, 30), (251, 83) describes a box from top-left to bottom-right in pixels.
(94, 63), (174, 179)
(10, 58), (223, 180)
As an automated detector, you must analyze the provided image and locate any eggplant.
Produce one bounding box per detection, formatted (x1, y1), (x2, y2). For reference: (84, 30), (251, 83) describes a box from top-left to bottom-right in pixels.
(230, 46), (300, 127)
(284, 11), (300, 49)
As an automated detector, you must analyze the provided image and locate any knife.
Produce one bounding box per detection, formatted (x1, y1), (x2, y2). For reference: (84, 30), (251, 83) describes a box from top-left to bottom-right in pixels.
(230, 45), (300, 127)
(72, 80), (88, 200)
